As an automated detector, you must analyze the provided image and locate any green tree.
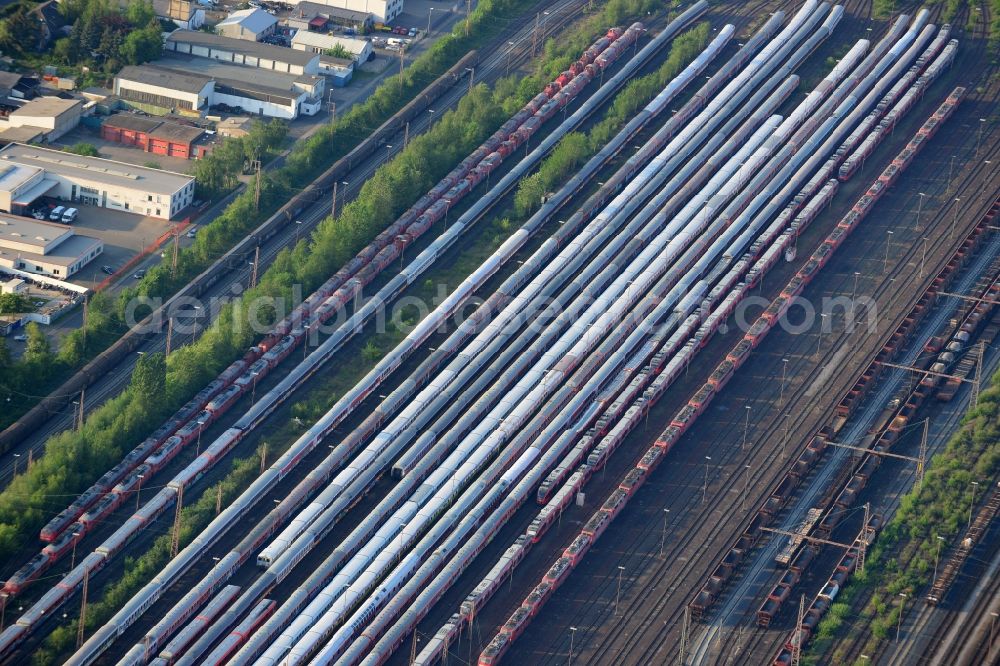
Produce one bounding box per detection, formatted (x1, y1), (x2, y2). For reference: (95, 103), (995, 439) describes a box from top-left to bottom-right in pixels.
(0, 293), (30, 315)
(23, 322), (52, 367)
(120, 20), (162, 65)
(131, 351), (166, 401)
(324, 44), (354, 60)
(0, 10), (41, 55)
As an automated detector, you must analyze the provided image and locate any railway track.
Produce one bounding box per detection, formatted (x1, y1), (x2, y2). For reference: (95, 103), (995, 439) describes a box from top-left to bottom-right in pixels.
(0, 0), (596, 494)
(5, 2), (712, 660)
(0, 0), (605, 585)
(467, 13), (1000, 666)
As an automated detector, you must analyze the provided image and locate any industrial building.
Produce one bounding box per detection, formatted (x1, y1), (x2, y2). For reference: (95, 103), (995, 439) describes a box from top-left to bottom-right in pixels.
(216, 8), (278, 41)
(115, 57), (324, 120)
(286, 2), (373, 33)
(0, 143), (195, 220)
(129, 0), (205, 29)
(100, 115), (209, 159)
(2, 98), (83, 142)
(166, 30), (321, 75)
(290, 30), (373, 62)
(0, 214), (103, 278)
(289, 0), (402, 23)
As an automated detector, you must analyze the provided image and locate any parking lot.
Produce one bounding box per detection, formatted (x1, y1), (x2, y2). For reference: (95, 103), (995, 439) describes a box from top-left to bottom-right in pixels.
(34, 203), (182, 290)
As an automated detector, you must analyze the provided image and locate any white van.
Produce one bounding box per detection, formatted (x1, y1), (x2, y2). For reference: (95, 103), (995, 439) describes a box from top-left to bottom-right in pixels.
(61, 208), (78, 224)
(49, 206), (65, 221)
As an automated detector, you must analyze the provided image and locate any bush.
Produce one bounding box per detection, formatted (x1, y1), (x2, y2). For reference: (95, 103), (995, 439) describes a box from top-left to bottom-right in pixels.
(64, 142), (100, 157)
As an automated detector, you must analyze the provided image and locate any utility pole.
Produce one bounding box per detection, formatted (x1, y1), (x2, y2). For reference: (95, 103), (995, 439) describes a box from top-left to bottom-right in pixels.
(216, 485), (223, 515)
(465, 0), (471, 36)
(792, 594), (805, 666)
(171, 484), (184, 558)
(917, 419), (928, 489)
(250, 246), (260, 289)
(332, 180), (339, 219)
(679, 606), (690, 665)
(253, 159), (262, 211)
(260, 442), (268, 474)
(76, 569), (89, 649)
(859, 502), (870, 574)
(171, 231), (179, 276)
(166, 317), (173, 355)
(410, 630), (419, 664)
(404, 121), (410, 149)
(77, 388), (85, 431)
(971, 341), (984, 407)
(531, 12), (540, 57)
(399, 47), (405, 89)
(81, 294), (89, 353)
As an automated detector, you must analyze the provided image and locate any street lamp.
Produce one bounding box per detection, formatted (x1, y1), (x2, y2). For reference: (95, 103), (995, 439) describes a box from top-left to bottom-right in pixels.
(659, 508), (670, 557)
(976, 118), (986, 155)
(426, 7), (435, 34)
(505, 40), (516, 76)
(779, 358), (789, 405)
(916, 192), (926, 228)
(569, 626), (578, 666)
(702, 456), (712, 504)
(12, 453), (20, 476)
(816, 313), (828, 356)
(884, 230), (894, 273)
(951, 197), (961, 239)
(70, 531), (81, 569)
(742, 404), (751, 451)
(136, 474), (144, 510)
(968, 481), (980, 529)
(384, 144), (393, 164)
(932, 535), (945, 583)
(896, 593), (908, 642)
(614, 565), (625, 615)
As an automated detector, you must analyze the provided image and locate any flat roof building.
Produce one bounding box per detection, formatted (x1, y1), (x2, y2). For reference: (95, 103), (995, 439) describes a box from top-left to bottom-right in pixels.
(166, 30), (320, 75)
(217, 8), (278, 41)
(101, 114), (208, 159)
(0, 143), (195, 220)
(115, 57), (324, 120)
(4, 97), (83, 141)
(289, 0), (401, 23)
(286, 2), (373, 32)
(290, 30), (373, 62)
(0, 214), (103, 279)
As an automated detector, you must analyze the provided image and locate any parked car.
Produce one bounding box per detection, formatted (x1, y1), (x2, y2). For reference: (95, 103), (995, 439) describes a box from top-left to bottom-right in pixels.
(61, 208), (78, 224)
(133, 269), (146, 279)
(186, 226), (198, 238)
(12, 334), (27, 342)
(101, 265), (114, 275)
(30, 209), (47, 220)
(49, 205), (65, 221)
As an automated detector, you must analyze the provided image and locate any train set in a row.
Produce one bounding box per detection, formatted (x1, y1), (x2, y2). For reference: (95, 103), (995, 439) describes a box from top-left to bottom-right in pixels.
(0, 18), (656, 660)
(474, 36), (965, 666)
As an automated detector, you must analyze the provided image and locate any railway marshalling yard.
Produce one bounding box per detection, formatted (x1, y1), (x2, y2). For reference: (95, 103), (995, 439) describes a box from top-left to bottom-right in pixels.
(1, 1), (999, 665)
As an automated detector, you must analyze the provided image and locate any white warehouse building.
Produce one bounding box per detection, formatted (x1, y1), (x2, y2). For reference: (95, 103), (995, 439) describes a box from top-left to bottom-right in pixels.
(290, 30), (373, 62)
(0, 143), (196, 220)
(116, 59), (324, 120)
(289, 0), (402, 23)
